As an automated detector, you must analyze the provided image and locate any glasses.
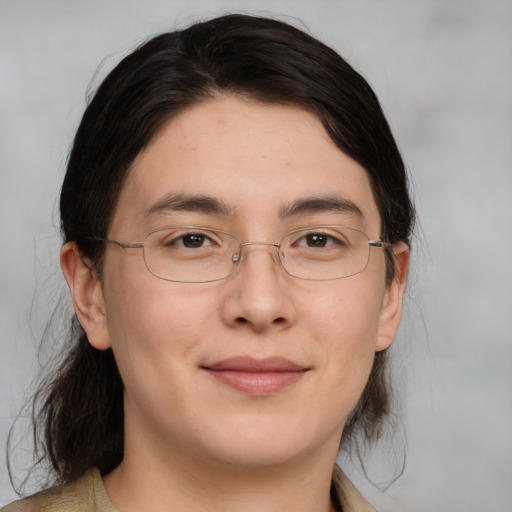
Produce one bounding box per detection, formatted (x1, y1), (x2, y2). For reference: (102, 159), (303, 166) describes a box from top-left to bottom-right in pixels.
(96, 226), (390, 283)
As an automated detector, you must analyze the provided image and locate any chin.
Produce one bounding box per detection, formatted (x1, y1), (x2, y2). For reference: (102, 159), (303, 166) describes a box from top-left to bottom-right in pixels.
(195, 413), (340, 470)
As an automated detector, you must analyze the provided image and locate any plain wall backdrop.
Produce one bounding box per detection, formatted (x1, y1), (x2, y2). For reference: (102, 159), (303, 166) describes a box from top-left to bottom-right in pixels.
(1, 1), (511, 511)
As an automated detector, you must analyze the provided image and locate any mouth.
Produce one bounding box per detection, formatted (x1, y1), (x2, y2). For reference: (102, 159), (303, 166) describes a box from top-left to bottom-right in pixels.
(201, 356), (309, 396)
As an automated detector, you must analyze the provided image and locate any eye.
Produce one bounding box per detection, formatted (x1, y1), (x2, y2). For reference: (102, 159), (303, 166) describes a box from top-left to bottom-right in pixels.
(294, 232), (344, 248)
(162, 231), (217, 249)
(177, 233), (212, 248)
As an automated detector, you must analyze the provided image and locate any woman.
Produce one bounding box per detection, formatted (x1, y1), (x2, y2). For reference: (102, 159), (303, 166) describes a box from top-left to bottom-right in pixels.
(3, 13), (414, 512)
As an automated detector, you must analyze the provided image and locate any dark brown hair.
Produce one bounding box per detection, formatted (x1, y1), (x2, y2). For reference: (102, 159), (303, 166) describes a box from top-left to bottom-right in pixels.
(22, 13), (415, 486)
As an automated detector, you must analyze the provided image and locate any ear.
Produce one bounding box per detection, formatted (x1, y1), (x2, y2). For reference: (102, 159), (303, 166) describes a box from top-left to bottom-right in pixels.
(375, 242), (410, 352)
(60, 242), (111, 350)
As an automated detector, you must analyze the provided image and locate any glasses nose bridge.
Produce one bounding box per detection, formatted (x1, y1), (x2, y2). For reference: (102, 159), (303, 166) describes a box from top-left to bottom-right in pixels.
(233, 240), (282, 266)
(239, 241), (280, 249)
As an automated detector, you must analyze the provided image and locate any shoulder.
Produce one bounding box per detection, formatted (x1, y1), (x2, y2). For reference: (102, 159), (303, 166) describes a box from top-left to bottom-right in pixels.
(1, 469), (116, 512)
(332, 464), (377, 512)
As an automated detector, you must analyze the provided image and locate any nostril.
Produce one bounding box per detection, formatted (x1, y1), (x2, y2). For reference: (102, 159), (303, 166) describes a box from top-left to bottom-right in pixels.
(235, 316), (285, 325)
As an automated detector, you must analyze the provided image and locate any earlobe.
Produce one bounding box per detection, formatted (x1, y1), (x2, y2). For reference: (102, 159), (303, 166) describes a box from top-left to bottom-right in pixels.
(375, 242), (410, 352)
(60, 242), (111, 350)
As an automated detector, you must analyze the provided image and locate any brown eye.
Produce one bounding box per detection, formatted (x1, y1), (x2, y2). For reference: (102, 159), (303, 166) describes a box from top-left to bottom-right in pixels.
(304, 233), (329, 247)
(162, 232), (215, 249)
(181, 234), (208, 248)
(294, 232), (342, 248)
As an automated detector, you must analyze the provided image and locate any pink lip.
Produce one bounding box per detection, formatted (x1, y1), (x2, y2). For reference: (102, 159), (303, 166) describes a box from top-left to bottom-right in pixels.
(203, 357), (309, 395)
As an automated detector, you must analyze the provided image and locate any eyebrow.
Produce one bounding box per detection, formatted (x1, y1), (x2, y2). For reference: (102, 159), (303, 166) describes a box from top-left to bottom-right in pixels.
(143, 193), (235, 218)
(279, 195), (363, 219)
(143, 192), (363, 221)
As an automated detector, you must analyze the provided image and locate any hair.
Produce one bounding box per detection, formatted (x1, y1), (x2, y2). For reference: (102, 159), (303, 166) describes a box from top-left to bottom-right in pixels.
(21, 13), (415, 486)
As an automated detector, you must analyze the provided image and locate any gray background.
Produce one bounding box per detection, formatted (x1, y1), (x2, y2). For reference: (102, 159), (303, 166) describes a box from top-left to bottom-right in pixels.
(1, 1), (511, 511)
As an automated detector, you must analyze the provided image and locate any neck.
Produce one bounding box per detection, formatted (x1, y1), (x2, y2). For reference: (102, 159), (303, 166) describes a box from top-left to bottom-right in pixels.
(103, 434), (340, 512)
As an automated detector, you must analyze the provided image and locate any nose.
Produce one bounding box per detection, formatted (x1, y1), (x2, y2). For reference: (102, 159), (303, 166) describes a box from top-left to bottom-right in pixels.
(220, 243), (297, 333)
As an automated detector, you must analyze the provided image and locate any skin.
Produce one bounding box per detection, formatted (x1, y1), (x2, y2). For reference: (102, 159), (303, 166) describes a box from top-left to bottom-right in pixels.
(61, 95), (409, 512)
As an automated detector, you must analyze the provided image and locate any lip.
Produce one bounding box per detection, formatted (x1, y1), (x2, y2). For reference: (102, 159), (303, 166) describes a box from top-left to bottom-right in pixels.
(202, 356), (309, 396)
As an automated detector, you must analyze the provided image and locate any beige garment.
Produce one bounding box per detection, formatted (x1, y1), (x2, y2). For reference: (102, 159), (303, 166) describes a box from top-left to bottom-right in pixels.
(1, 465), (376, 512)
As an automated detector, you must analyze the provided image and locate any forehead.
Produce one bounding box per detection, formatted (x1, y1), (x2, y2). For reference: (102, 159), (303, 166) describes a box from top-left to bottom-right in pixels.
(111, 95), (381, 235)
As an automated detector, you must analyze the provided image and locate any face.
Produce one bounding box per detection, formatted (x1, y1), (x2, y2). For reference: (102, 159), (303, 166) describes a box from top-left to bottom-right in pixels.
(67, 96), (407, 472)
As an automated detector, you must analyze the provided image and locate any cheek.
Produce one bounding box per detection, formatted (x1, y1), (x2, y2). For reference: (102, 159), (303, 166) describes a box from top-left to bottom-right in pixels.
(102, 281), (222, 434)
(102, 259), (219, 385)
(111, 289), (215, 350)
(304, 277), (385, 393)
(305, 276), (384, 346)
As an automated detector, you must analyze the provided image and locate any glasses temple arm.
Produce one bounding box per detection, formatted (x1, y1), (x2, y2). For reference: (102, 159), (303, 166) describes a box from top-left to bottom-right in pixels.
(369, 240), (391, 248)
(93, 236), (143, 250)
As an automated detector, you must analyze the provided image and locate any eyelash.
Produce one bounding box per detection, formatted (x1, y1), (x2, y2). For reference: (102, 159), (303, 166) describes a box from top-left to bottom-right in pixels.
(292, 232), (346, 249)
(164, 232), (218, 248)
